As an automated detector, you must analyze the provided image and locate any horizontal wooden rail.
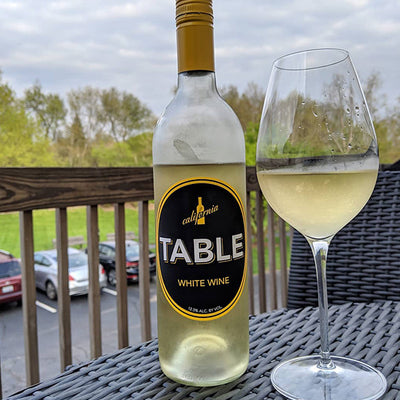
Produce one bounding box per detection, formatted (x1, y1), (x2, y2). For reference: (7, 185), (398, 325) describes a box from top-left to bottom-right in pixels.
(0, 167), (259, 212)
(0, 167), (154, 212)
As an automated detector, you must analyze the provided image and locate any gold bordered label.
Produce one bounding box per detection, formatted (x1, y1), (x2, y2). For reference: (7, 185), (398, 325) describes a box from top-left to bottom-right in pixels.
(156, 177), (246, 321)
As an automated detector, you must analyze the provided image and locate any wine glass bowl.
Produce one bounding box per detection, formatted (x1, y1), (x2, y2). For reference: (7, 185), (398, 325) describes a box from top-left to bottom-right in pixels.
(257, 48), (379, 240)
(256, 48), (386, 400)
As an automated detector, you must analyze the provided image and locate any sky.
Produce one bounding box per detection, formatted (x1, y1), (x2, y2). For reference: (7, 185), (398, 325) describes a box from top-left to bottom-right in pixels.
(0, 0), (399, 117)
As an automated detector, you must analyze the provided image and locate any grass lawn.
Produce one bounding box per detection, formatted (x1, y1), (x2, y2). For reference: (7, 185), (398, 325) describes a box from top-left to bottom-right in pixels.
(0, 206), (291, 272)
(0, 205), (156, 258)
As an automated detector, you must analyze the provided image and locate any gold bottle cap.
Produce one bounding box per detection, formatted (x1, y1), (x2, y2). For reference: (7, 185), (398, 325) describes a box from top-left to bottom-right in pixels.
(176, 0), (213, 24)
(175, 0), (215, 73)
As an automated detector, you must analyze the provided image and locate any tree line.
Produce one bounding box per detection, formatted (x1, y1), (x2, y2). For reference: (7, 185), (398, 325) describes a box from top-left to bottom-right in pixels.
(220, 74), (400, 165)
(0, 71), (398, 167)
(0, 72), (156, 167)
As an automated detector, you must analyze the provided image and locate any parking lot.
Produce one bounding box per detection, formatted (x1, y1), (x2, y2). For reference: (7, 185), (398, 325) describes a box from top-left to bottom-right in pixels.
(0, 281), (157, 397)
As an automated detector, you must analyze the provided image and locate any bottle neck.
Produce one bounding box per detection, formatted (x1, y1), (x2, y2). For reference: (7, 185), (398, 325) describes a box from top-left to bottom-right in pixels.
(176, 71), (217, 97)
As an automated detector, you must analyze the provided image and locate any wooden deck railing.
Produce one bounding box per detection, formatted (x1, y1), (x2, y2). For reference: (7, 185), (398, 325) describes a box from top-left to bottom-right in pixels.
(0, 166), (289, 399)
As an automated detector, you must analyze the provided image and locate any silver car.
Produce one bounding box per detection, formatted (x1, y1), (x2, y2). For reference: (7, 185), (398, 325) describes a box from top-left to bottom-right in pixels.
(34, 247), (107, 300)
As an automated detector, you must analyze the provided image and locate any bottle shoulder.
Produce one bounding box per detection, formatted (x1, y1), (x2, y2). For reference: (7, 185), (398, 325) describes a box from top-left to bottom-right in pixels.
(153, 92), (245, 165)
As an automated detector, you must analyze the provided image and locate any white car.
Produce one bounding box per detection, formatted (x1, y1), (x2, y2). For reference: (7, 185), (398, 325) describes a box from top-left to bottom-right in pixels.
(34, 247), (107, 300)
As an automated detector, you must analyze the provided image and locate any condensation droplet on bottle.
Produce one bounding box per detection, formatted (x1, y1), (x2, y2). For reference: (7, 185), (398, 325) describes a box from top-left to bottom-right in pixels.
(345, 107), (350, 113)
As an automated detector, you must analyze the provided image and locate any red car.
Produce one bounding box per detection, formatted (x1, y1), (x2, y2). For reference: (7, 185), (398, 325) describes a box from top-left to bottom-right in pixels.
(0, 250), (22, 306)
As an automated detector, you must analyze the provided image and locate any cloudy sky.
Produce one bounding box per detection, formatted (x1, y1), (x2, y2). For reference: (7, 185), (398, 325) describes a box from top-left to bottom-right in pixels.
(0, 0), (399, 116)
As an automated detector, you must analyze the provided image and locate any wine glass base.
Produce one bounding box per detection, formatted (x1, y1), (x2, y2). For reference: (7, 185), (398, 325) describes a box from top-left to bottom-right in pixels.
(271, 355), (387, 400)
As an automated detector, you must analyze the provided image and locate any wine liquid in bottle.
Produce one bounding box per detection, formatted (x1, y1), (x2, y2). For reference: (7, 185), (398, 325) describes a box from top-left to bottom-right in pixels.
(153, 0), (249, 387)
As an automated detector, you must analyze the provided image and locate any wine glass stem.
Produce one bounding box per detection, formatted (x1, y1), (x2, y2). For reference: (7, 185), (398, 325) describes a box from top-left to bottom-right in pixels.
(307, 237), (334, 370)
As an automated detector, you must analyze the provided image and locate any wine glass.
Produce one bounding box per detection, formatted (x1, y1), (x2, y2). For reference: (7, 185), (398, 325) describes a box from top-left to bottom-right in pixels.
(256, 48), (387, 400)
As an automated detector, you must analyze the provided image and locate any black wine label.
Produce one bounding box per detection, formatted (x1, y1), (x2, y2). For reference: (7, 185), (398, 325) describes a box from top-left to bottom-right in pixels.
(156, 177), (246, 321)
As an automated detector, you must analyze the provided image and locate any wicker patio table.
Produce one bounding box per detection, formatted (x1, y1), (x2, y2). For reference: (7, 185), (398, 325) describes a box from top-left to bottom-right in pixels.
(8, 301), (400, 400)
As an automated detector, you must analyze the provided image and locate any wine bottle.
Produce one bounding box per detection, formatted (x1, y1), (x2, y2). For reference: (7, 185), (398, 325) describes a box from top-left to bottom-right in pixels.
(153, 0), (249, 386)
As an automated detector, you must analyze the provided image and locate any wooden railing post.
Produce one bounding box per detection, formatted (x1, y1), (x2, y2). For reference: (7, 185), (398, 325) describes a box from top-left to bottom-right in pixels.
(267, 205), (277, 310)
(279, 218), (288, 307)
(256, 190), (267, 313)
(114, 203), (129, 349)
(86, 205), (102, 358)
(139, 201), (151, 342)
(55, 208), (72, 371)
(19, 210), (39, 386)
(246, 192), (255, 315)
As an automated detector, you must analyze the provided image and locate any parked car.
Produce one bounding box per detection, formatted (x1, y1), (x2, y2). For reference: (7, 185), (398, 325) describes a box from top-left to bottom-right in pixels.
(0, 250), (22, 306)
(34, 248), (107, 300)
(98, 240), (156, 286)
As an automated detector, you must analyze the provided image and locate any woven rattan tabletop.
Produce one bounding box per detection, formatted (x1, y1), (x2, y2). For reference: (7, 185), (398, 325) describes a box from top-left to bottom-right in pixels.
(8, 301), (400, 400)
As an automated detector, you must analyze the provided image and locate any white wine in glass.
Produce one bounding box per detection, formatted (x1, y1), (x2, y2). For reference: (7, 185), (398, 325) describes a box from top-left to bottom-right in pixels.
(256, 48), (386, 400)
(257, 169), (378, 239)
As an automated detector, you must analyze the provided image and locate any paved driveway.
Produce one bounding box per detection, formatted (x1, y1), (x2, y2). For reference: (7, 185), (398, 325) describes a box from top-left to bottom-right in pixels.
(0, 281), (157, 397)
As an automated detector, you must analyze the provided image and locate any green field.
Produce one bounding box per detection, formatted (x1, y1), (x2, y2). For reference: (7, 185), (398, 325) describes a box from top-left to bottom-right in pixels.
(0, 205), (156, 258)
(0, 206), (290, 273)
